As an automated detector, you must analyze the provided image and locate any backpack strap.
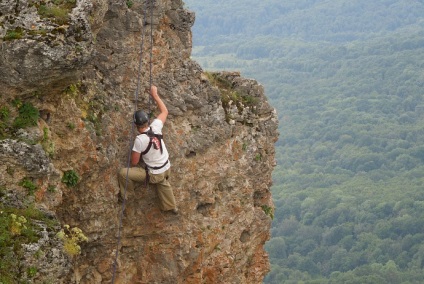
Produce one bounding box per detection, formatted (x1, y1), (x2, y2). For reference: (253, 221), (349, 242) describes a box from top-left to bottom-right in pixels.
(140, 128), (164, 156)
(140, 138), (153, 156)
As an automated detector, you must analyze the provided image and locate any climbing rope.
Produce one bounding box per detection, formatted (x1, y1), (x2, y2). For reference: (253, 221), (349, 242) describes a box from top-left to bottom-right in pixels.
(148, 0), (154, 120)
(111, 0), (155, 282)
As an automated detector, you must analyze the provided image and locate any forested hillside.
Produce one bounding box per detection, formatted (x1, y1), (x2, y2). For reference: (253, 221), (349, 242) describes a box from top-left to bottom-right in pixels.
(185, 0), (424, 283)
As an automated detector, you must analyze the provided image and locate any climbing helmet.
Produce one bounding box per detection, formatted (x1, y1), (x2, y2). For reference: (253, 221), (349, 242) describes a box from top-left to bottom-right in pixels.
(133, 110), (149, 126)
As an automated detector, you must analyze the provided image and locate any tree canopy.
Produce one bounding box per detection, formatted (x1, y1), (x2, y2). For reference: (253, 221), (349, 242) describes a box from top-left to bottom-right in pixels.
(185, 0), (424, 282)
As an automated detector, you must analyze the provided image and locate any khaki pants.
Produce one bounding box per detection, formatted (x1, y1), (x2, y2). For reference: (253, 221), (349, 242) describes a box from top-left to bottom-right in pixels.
(118, 167), (176, 211)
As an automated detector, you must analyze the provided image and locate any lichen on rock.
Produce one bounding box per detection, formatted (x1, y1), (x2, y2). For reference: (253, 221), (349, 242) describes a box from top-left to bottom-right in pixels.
(0, 0), (94, 97)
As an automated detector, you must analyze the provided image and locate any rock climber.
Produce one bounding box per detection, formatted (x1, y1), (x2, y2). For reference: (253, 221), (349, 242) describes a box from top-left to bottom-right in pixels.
(118, 85), (178, 215)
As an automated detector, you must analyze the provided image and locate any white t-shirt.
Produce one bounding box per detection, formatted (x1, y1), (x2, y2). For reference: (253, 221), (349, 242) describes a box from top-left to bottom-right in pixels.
(133, 119), (170, 174)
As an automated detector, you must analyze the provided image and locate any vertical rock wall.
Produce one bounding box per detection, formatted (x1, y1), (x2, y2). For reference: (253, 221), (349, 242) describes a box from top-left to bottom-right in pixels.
(0, 0), (278, 283)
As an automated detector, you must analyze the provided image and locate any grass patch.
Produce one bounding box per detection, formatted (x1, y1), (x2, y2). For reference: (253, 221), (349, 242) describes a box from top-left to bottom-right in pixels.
(13, 102), (39, 129)
(205, 72), (259, 121)
(126, 0), (134, 8)
(4, 28), (24, 40)
(1, 100), (40, 139)
(62, 170), (79, 187)
(65, 83), (79, 96)
(38, 5), (69, 25)
(261, 205), (274, 219)
(19, 178), (38, 195)
(53, 0), (76, 5)
(66, 122), (76, 130)
(37, 0), (76, 25)
(27, 266), (38, 278)
(0, 106), (10, 120)
(255, 153), (262, 161)
(28, 28), (48, 36)
(205, 71), (233, 89)
(0, 106), (11, 139)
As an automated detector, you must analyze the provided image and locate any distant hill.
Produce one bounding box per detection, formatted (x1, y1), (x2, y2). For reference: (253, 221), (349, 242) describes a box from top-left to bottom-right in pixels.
(187, 0), (424, 43)
(185, 0), (424, 283)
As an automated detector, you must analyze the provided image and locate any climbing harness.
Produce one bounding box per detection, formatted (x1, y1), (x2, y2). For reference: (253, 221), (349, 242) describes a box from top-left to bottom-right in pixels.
(139, 128), (169, 184)
(111, 0), (155, 283)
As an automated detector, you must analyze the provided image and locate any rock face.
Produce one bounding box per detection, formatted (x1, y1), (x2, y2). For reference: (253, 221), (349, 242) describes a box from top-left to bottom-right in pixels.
(0, 1), (278, 283)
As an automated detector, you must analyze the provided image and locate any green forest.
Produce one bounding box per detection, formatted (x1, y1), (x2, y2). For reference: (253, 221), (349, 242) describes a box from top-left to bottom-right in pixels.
(184, 0), (424, 283)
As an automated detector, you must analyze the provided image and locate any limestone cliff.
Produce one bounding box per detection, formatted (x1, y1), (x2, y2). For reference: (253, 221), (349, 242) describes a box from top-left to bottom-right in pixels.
(0, 1), (278, 283)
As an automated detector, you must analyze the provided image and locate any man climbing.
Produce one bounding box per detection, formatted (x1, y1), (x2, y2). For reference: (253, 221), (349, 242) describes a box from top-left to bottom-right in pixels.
(118, 85), (178, 215)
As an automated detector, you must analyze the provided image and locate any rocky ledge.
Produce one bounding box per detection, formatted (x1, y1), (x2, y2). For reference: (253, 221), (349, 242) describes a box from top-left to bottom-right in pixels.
(0, 1), (278, 283)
